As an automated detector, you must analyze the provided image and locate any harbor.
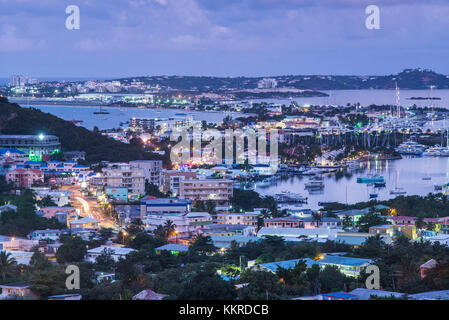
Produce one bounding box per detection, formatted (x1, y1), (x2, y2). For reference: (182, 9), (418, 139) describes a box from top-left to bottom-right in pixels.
(255, 156), (449, 210)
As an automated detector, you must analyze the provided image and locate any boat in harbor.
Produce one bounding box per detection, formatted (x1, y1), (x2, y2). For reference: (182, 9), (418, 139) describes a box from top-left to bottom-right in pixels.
(423, 145), (449, 157)
(422, 176), (432, 181)
(390, 188), (406, 195)
(357, 174), (385, 183)
(304, 180), (325, 190)
(93, 106), (110, 114)
(273, 191), (308, 204)
(374, 181), (386, 188)
(395, 141), (426, 156)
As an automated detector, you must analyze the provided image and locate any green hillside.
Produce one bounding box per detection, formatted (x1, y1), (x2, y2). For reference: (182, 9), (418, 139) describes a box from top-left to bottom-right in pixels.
(0, 97), (162, 163)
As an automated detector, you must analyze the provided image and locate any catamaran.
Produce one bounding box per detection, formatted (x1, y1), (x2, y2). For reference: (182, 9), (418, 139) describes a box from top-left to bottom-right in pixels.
(357, 174), (385, 183)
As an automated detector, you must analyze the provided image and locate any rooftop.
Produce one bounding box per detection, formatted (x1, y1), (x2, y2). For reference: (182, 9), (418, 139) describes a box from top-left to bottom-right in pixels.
(155, 244), (190, 252)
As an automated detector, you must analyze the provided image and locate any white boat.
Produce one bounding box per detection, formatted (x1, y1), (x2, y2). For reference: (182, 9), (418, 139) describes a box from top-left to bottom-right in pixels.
(395, 141), (426, 156)
(423, 145), (449, 157)
(305, 180), (325, 190)
(390, 188), (407, 195)
(273, 191), (308, 203)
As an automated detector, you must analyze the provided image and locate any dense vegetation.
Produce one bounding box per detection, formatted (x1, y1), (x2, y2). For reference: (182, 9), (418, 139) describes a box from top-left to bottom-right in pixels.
(0, 97), (163, 163)
(324, 193), (449, 218)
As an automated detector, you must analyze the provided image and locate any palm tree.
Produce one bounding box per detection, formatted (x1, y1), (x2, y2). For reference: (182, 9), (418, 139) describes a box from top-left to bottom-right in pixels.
(164, 220), (177, 240)
(0, 251), (16, 281)
(260, 209), (271, 219)
(312, 212), (322, 228)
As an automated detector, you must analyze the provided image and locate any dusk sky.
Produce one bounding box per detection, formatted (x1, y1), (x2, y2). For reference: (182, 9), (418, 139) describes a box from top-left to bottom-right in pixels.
(2, 0), (449, 78)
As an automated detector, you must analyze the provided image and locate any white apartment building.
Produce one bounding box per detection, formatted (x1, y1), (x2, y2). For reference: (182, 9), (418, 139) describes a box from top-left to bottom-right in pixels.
(179, 179), (233, 206)
(143, 211), (211, 239)
(101, 163), (145, 196)
(130, 160), (163, 186)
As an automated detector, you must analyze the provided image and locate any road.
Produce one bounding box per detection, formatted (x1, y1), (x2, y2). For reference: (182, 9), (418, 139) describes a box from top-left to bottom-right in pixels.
(62, 184), (118, 230)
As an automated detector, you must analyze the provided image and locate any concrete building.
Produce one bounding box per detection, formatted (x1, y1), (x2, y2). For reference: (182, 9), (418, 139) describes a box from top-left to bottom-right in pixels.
(140, 197), (192, 219)
(101, 163), (145, 196)
(130, 160), (163, 186)
(6, 168), (44, 188)
(85, 246), (136, 263)
(28, 229), (66, 241)
(70, 217), (100, 230)
(162, 170), (197, 195)
(369, 224), (417, 240)
(179, 179), (233, 206)
(143, 211), (211, 240)
(257, 227), (338, 242)
(0, 134), (60, 161)
(215, 212), (259, 226)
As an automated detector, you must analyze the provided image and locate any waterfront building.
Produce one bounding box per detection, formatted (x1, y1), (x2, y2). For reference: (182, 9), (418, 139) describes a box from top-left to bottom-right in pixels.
(179, 178), (233, 206)
(0, 135), (61, 161)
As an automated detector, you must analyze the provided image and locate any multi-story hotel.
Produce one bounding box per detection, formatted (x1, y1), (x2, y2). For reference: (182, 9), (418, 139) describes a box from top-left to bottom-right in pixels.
(0, 134), (61, 161)
(129, 160), (163, 186)
(179, 178), (233, 206)
(101, 163), (145, 196)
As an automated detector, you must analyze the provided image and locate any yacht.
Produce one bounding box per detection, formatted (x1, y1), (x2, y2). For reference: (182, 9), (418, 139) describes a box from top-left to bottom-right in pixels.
(273, 191), (308, 203)
(390, 188), (407, 195)
(423, 145), (449, 157)
(304, 180), (325, 190)
(395, 141), (426, 156)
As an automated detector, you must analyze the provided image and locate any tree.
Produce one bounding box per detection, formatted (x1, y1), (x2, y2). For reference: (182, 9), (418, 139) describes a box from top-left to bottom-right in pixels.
(177, 265), (236, 300)
(94, 248), (115, 272)
(189, 234), (217, 254)
(205, 200), (216, 215)
(342, 215), (353, 230)
(356, 212), (388, 232)
(312, 212), (322, 228)
(128, 232), (163, 250)
(305, 264), (321, 295)
(145, 182), (167, 198)
(0, 251), (16, 281)
(126, 219), (145, 237)
(56, 236), (87, 264)
(31, 266), (67, 297)
(30, 250), (52, 270)
(415, 215), (425, 230)
(238, 270), (284, 300)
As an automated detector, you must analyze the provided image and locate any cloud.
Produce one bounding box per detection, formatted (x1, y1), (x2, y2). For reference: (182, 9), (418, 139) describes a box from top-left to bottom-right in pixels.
(0, 25), (45, 52)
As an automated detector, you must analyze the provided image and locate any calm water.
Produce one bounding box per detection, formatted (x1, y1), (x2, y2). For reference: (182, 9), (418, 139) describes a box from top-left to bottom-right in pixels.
(247, 89), (449, 108)
(26, 105), (246, 130)
(256, 156), (449, 210)
(16, 89), (449, 130)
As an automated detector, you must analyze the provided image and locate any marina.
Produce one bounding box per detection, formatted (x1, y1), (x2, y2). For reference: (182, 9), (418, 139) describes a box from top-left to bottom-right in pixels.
(255, 156), (449, 210)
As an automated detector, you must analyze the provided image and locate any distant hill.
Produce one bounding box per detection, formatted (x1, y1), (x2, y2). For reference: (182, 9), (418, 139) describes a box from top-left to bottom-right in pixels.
(0, 97), (163, 163)
(113, 68), (449, 91)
